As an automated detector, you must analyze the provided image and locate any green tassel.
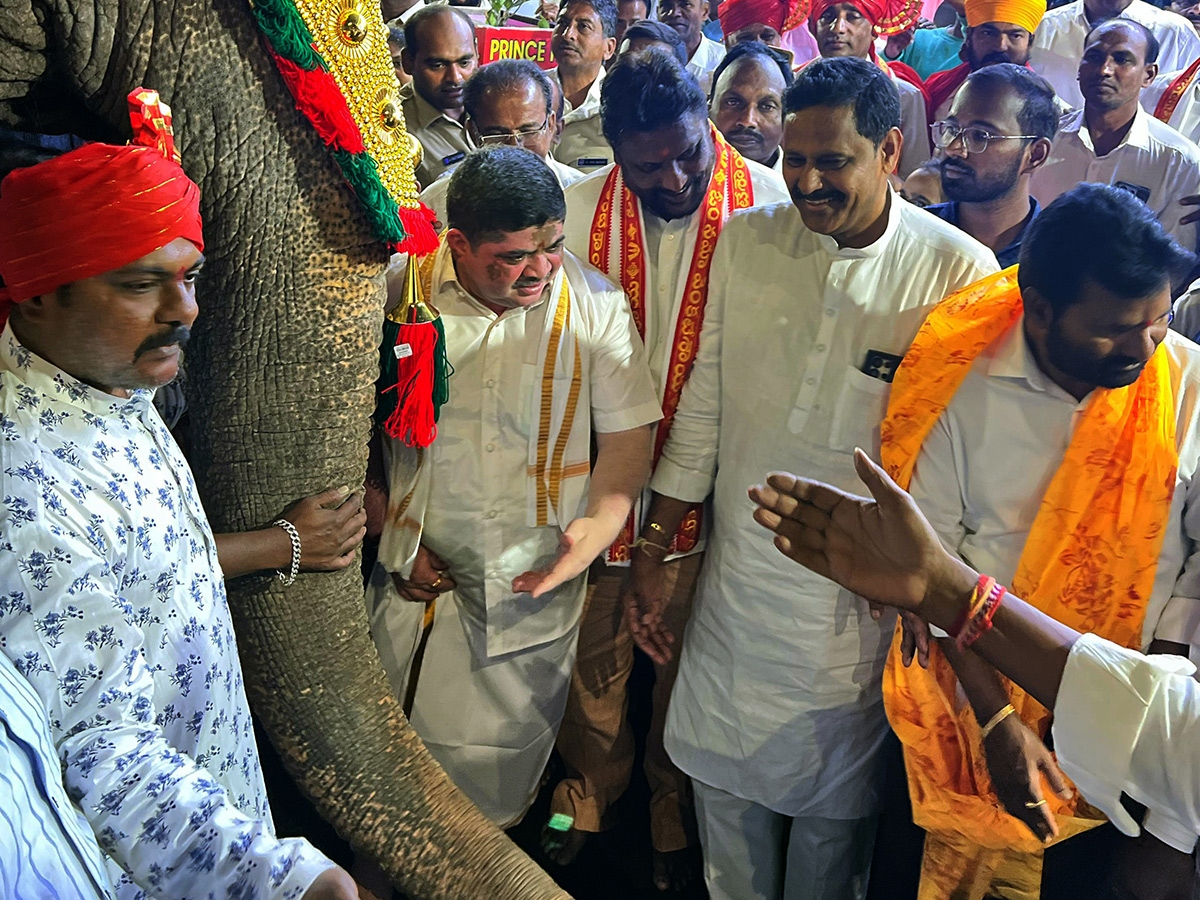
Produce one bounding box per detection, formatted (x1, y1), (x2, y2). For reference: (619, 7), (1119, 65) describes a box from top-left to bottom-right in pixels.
(249, 0), (326, 71)
(431, 315), (453, 422)
(375, 315), (403, 428)
(333, 148), (408, 245)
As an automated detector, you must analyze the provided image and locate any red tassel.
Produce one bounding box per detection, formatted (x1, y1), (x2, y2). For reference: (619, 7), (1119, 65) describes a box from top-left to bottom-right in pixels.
(392, 203), (441, 256)
(272, 53), (367, 153)
(382, 320), (440, 446)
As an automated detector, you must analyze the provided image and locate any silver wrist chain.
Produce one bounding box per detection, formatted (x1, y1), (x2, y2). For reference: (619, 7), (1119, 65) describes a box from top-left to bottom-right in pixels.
(272, 519), (302, 586)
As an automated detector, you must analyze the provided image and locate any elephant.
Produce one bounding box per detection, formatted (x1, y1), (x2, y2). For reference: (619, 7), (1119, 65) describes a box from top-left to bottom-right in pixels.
(0, 1), (570, 897)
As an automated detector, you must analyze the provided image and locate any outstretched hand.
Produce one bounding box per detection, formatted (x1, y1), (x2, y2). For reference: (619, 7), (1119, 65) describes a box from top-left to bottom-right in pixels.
(512, 517), (610, 598)
(747, 449), (951, 614)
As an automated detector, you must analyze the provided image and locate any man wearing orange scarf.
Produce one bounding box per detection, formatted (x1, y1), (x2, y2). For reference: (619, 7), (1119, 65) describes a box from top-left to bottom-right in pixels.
(0, 93), (360, 900)
(925, 0), (1047, 120)
(549, 49), (788, 889)
(807, 0), (932, 176)
(882, 183), (1200, 899)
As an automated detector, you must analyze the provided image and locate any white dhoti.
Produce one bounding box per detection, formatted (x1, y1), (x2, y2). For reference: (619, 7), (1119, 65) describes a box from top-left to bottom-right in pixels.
(367, 564), (581, 826)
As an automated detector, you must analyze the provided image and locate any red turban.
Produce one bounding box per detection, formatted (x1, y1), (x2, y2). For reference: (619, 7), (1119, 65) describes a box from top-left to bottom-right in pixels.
(0, 92), (202, 329)
(808, 0), (920, 35)
(721, 0), (805, 34)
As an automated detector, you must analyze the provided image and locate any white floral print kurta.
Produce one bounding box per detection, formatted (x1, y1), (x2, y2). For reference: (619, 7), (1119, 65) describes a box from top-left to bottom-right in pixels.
(0, 323), (332, 900)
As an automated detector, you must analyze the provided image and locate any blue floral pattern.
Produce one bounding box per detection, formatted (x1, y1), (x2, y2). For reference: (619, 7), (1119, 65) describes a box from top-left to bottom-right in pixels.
(0, 325), (332, 900)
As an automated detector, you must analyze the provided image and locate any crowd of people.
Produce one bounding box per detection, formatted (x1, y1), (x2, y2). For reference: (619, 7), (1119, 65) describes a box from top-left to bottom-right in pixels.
(6, 0), (1200, 897)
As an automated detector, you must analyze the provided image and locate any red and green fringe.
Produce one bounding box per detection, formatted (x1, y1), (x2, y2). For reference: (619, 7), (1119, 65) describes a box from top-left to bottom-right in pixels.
(248, 0), (438, 255)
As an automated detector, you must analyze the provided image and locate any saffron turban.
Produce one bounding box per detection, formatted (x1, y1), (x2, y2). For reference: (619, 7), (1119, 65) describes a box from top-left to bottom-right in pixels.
(720, 0), (806, 35)
(809, 0), (921, 35)
(0, 96), (202, 328)
(965, 0), (1046, 32)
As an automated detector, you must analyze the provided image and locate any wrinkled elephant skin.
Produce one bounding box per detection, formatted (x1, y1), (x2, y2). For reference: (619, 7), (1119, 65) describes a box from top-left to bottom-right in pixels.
(0, 1), (570, 897)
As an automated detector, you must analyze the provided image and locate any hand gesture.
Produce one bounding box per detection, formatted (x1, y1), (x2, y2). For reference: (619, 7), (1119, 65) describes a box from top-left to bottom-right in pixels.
(884, 27), (915, 57)
(622, 550), (674, 664)
(392, 544), (455, 602)
(512, 516), (611, 598)
(538, 0), (559, 23)
(748, 449), (952, 614)
(982, 713), (1070, 844)
(281, 486), (368, 571)
(900, 611), (931, 668)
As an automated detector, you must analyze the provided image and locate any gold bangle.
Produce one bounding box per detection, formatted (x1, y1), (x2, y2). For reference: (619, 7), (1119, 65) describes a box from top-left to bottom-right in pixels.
(980, 703), (1016, 742)
(647, 521), (669, 537)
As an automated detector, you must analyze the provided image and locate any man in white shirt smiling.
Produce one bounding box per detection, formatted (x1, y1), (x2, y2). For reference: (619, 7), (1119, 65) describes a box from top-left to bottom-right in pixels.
(623, 56), (998, 900)
(1032, 19), (1200, 252)
(367, 147), (660, 829)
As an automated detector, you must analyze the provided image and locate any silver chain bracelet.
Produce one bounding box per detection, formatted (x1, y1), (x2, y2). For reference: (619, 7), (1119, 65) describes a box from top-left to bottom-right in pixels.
(272, 519), (302, 586)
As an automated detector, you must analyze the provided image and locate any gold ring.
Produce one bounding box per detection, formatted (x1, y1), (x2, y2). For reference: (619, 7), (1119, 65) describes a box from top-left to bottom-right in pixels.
(430, 574), (444, 590)
(1024, 800), (1048, 809)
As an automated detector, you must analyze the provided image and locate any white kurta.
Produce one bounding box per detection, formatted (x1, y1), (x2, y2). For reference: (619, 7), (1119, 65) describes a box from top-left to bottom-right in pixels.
(907, 321), (1200, 851)
(368, 247), (660, 822)
(554, 68), (612, 173)
(652, 196), (999, 818)
(1142, 67), (1200, 144)
(419, 155), (585, 229)
(562, 159), (790, 560)
(687, 36), (727, 95)
(896, 73), (932, 179)
(1031, 0), (1200, 111)
(1031, 105), (1200, 251)
(0, 325), (332, 900)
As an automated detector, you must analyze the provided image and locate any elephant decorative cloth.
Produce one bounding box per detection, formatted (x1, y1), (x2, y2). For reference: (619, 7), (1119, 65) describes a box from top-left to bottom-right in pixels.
(0, 100), (202, 325)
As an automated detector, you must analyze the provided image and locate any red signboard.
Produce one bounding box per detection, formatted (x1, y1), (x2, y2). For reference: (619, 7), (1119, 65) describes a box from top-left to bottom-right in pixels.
(476, 25), (557, 70)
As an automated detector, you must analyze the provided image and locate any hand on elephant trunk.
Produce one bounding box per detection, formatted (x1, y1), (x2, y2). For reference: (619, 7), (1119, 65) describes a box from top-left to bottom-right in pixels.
(393, 543), (456, 601)
(213, 486), (366, 578)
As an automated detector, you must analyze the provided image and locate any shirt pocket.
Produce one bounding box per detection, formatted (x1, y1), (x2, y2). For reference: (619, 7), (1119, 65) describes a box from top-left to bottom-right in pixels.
(829, 365), (891, 456)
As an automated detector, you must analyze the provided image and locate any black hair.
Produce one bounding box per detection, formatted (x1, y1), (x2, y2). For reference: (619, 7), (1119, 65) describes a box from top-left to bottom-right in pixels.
(1084, 17), (1160, 65)
(558, 0), (620, 37)
(404, 5), (477, 59)
(961, 63), (1059, 142)
(463, 60), (554, 123)
(620, 19), (689, 64)
(1018, 183), (1194, 315)
(782, 56), (900, 146)
(601, 47), (707, 148)
(446, 146), (566, 241)
(708, 40), (794, 103)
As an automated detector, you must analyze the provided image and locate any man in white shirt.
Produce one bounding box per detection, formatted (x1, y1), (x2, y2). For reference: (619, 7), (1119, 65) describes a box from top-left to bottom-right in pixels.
(1032, 19), (1200, 252)
(749, 446), (1200, 885)
(420, 60), (585, 228)
(547, 47), (788, 889)
(623, 56), (999, 900)
(888, 185), (1200, 898)
(807, 0), (932, 177)
(1031, 0), (1200, 109)
(0, 138), (363, 900)
(367, 147), (660, 828)
(710, 41), (793, 171)
(1142, 59), (1200, 142)
(400, 6), (479, 187)
(553, 0), (618, 171)
(659, 0), (727, 91)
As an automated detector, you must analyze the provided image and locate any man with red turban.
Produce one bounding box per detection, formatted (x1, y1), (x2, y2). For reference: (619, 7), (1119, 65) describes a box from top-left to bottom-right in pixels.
(924, 0), (1048, 119)
(719, 0), (807, 46)
(0, 92), (362, 900)
(808, 0), (933, 175)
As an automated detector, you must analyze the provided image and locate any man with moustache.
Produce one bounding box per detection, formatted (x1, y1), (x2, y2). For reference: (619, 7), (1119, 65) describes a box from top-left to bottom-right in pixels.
(928, 64), (1056, 266)
(419, 60), (585, 228)
(1032, 19), (1200, 252)
(550, 48), (788, 888)
(622, 57), (997, 900)
(925, 0), (1047, 121)
(710, 41), (794, 171)
(658, 0), (727, 91)
(614, 0), (650, 55)
(401, 5), (478, 186)
(808, 0), (932, 177)
(886, 183), (1200, 900)
(553, 0), (619, 172)
(718, 0), (802, 48)
(367, 147), (659, 827)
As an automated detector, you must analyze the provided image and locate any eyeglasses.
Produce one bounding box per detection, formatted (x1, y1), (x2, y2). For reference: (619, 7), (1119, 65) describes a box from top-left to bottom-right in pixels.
(477, 116), (550, 147)
(930, 121), (1039, 154)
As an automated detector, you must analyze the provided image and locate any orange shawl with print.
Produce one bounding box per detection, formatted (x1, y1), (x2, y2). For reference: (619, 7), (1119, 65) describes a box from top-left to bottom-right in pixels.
(880, 267), (1179, 853)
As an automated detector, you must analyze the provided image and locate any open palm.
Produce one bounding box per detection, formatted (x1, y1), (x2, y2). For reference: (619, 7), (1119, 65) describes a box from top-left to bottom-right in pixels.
(748, 449), (949, 613)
